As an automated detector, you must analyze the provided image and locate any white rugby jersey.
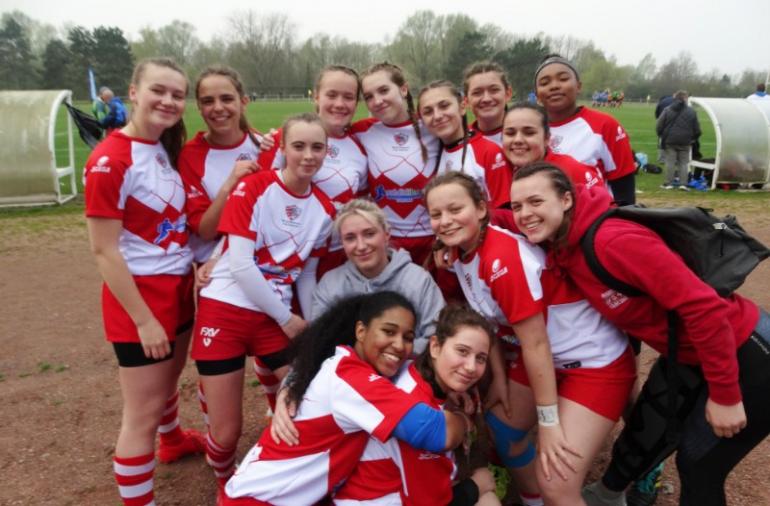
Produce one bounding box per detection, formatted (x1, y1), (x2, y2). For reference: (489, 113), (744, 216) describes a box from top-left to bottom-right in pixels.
(225, 346), (420, 506)
(435, 133), (513, 209)
(351, 118), (440, 238)
(334, 362), (456, 506)
(548, 107), (635, 181)
(84, 131), (193, 276)
(178, 131), (261, 262)
(470, 120), (503, 147)
(200, 170), (334, 311)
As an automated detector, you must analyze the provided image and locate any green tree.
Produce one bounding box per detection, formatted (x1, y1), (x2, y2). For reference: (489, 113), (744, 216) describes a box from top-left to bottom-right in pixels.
(0, 17), (39, 89)
(93, 26), (134, 96)
(41, 38), (71, 90)
(66, 26), (96, 99)
(443, 30), (492, 84)
(495, 37), (551, 99)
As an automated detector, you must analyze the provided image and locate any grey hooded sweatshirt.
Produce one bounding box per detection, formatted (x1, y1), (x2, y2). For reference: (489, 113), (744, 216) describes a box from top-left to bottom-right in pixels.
(311, 248), (446, 354)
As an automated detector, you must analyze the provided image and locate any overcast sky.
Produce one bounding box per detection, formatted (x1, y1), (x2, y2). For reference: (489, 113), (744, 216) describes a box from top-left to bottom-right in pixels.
(5, 0), (769, 77)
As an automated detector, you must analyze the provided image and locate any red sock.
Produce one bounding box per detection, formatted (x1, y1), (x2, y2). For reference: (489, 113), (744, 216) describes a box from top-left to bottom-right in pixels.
(157, 389), (184, 445)
(252, 358), (280, 412)
(206, 432), (237, 485)
(197, 382), (209, 428)
(520, 491), (544, 506)
(113, 453), (156, 506)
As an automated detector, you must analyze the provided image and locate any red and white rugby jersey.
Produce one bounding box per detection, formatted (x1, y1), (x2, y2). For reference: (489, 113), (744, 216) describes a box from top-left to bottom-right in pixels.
(544, 151), (605, 190)
(178, 131), (261, 262)
(453, 226), (545, 345)
(470, 120), (503, 147)
(335, 362), (455, 506)
(436, 132), (513, 209)
(225, 346), (421, 506)
(84, 131), (192, 276)
(351, 118), (440, 238)
(200, 170), (335, 311)
(548, 107), (635, 181)
(541, 270), (628, 368)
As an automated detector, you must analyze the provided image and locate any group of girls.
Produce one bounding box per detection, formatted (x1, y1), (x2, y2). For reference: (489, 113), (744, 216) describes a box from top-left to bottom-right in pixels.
(84, 51), (769, 506)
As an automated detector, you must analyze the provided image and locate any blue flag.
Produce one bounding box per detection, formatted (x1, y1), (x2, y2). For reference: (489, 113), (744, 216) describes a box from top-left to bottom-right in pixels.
(88, 67), (97, 101)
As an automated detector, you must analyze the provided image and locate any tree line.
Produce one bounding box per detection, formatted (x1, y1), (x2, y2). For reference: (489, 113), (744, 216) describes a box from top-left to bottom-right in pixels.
(0, 9), (765, 101)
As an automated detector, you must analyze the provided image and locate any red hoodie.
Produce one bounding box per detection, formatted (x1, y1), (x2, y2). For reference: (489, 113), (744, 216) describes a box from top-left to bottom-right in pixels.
(551, 184), (759, 405)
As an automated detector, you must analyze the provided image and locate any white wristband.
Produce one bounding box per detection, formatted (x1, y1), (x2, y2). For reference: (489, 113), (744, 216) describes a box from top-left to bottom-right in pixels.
(536, 404), (560, 426)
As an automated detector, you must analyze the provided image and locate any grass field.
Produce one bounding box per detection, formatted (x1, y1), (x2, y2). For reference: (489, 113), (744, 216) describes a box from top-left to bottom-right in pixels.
(0, 98), (754, 219)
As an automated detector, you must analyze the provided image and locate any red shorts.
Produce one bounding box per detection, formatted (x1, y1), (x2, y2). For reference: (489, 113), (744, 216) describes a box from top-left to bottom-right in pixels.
(191, 297), (291, 361)
(101, 273), (194, 343)
(390, 235), (433, 267)
(508, 346), (636, 421)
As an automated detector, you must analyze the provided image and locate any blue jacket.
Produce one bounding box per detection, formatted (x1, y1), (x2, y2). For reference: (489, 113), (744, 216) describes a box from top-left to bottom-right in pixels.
(101, 97), (127, 129)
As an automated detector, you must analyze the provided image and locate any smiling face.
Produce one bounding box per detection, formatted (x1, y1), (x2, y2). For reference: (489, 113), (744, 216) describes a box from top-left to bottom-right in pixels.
(129, 63), (187, 139)
(419, 86), (465, 143)
(362, 70), (410, 125)
(465, 71), (512, 131)
(315, 70), (359, 137)
(197, 74), (247, 145)
(502, 108), (549, 168)
(510, 171), (572, 244)
(427, 182), (487, 252)
(355, 306), (416, 378)
(339, 213), (390, 279)
(430, 325), (490, 393)
(535, 63), (581, 117)
(282, 120), (327, 184)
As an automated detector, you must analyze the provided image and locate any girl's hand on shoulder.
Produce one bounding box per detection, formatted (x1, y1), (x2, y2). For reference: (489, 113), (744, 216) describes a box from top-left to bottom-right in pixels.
(225, 160), (258, 191)
(469, 467), (497, 496)
(432, 244), (458, 270)
(705, 399), (746, 438)
(260, 129), (278, 152)
(270, 388), (299, 445)
(281, 314), (308, 340)
(537, 424), (582, 482)
(446, 391), (476, 416)
(195, 256), (218, 289)
(137, 317), (171, 360)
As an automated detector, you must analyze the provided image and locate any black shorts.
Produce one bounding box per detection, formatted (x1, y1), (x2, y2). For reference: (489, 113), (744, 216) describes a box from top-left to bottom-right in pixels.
(113, 341), (177, 368)
(195, 347), (290, 376)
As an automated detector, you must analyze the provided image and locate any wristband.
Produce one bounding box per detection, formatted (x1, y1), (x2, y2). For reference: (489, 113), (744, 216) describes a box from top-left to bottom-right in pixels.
(536, 404), (559, 426)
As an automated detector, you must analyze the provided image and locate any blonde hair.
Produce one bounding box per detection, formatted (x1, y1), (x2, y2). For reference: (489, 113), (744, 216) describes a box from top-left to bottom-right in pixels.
(334, 198), (390, 234)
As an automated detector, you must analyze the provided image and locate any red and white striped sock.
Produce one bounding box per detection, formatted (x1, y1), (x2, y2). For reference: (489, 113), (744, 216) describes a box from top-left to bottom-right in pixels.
(157, 389), (184, 445)
(252, 358), (280, 412)
(520, 491), (544, 506)
(197, 382), (209, 429)
(206, 432), (237, 486)
(113, 453), (156, 506)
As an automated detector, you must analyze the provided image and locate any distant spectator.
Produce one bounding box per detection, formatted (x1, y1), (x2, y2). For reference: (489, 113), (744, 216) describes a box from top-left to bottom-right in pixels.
(99, 87), (128, 132)
(747, 83), (770, 101)
(654, 93), (675, 162)
(91, 86), (110, 127)
(656, 90), (701, 189)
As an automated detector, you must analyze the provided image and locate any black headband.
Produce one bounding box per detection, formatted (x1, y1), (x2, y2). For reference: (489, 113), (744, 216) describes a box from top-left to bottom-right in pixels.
(534, 56), (580, 85)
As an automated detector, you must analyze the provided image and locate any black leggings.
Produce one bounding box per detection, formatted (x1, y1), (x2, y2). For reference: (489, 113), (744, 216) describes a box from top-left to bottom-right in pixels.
(603, 312), (770, 506)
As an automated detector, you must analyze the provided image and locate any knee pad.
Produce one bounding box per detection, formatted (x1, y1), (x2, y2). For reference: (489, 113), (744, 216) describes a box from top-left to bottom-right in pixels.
(485, 411), (535, 468)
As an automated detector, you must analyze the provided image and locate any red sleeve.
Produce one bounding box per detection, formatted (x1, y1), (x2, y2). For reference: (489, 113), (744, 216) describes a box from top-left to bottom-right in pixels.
(84, 144), (131, 219)
(601, 116), (636, 180)
(547, 152), (606, 189)
(483, 234), (545, 324)
(598, 222), (741, 404)
(334, 355), (422, 442)
(178, 144), (212, 234)
(349, 117), (378, 134)
(480, 142), (513, 209)
(217, 172), (265, 241)
(257, 128), (282, 170)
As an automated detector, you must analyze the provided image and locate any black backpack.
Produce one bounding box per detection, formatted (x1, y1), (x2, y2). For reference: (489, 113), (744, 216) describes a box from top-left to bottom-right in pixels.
(580, 205), (770, 442)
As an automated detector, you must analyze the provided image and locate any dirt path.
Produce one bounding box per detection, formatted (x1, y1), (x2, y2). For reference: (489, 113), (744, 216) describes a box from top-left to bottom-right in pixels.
(0, 199), (768, 505)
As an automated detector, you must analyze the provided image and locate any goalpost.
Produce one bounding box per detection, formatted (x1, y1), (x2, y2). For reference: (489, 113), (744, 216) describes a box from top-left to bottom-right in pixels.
(0, 90), (77, 207)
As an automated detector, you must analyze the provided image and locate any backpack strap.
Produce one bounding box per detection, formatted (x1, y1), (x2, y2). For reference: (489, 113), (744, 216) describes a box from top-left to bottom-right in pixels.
(580, 209), (644, 297)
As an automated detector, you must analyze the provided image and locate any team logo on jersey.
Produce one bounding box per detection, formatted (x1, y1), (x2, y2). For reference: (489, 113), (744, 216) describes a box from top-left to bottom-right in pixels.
(464, 273), (473, 288)
(492, 152), (507, 170)
(394, 132), (409, 146)
(601, 289), (628, 309)
(155, 153), (170, 170)
(373, 185), (421, 203)
(615, 126), (627, 142)
(327, 145), (340, 159)
(489, 258), (509, 282)
(187, 186), (204, 199)
(200, 327), (220, 347)
(89, 155), (111, 174)
(236, 152), (253, 161)
(418, 452), (441, 460)
(232, 181), (247, 197)
(154, 215), (186, 245)
(549, 135), (563, 151)
(444, 159), (454, 172)
(584, 171), (600, 189)
(368, 373), (381, 382)
(492, 259), (501, 273)
(284, 205), (301, 221)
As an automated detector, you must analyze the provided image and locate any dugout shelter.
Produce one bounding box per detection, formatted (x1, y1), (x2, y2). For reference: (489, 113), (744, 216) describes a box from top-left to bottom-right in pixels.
(0, 90), (77, 207)
(688, 97), (770, 189)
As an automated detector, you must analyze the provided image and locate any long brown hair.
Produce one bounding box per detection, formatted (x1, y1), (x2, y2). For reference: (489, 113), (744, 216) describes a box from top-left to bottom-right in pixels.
(131, 57), (188, 168)
(361, 62), (428, 163)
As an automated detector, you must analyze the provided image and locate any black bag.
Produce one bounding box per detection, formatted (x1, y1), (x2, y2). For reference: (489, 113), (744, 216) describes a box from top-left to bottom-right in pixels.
(64, 103), (104, 149)
(642, 163), (662, 174)
(581, 205), (770, 298)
